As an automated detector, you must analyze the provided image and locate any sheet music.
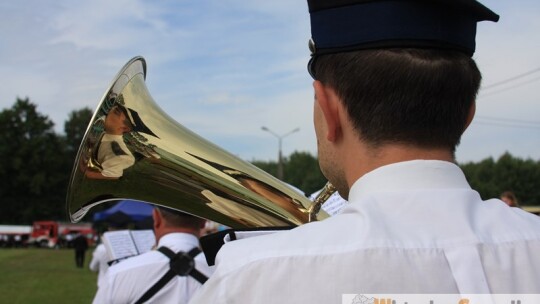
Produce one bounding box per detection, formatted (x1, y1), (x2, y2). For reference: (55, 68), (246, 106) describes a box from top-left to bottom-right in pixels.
(131, 230), (155, 254)
(102, 230), (139, 260)
(101, 229), (155, 262)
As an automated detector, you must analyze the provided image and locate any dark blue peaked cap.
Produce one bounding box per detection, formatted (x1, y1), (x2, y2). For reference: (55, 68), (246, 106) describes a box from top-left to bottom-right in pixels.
(307, 0), (499, 57)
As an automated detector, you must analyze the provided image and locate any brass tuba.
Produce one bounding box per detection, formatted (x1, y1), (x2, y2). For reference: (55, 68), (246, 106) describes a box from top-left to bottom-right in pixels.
(66, 56), (335, 228)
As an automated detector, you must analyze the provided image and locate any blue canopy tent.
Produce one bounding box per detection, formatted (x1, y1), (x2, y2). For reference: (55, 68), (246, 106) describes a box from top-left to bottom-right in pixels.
(93, 200), (154, 224)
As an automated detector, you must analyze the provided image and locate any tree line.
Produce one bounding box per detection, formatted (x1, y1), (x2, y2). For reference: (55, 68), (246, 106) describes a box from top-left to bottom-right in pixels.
(1, 98), (538, 225)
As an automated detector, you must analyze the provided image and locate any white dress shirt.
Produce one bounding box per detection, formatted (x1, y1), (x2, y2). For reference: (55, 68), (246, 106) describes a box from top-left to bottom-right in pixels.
(89, 243), (109, 287)
(93, 233), (214, 304)
(97, 134), (135, 178)
(190, 160), (540, 304)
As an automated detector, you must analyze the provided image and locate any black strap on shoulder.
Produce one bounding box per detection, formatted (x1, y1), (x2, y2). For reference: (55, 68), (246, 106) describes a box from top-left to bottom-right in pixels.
(134, 246), (208, 304)
(159, 247), (208, 285)
(199, 226), (294, 266)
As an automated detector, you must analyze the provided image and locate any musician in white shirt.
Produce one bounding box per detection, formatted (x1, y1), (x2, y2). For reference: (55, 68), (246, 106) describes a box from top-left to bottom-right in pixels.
(93, 207), (213, 304)
(86, 104), (135, 180)
(190, 1), (540, 303)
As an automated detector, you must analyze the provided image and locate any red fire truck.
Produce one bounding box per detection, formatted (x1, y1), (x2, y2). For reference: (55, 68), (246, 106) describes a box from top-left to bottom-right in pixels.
(28, 221), (97, 248)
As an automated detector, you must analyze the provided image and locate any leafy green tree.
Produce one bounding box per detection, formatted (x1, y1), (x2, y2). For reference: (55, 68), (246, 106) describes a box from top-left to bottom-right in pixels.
(283, 151), (326, 196)
(64, 107), (93, 160)
(461, 157), (498, 199)
(2, 97), (538, 225)
(0, 98), (66, 223)
(460, 152), (540, 206)
(251, 159), (278, 179)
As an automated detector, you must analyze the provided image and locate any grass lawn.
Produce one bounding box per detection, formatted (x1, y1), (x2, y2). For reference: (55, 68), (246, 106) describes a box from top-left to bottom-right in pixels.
(0, 248), (98, 304)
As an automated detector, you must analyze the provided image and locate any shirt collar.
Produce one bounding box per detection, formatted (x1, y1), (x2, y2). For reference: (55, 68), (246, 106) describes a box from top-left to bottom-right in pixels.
(102, 133), (124, 141)
(349, 160), (471, 202)
(158, 232), (199, 248)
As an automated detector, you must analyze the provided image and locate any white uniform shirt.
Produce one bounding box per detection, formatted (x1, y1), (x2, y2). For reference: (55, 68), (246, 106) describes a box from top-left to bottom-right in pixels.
(89, 243), (109, 287)
(93, 233), (214, 304)
(98, 134), (135, 178)
(190, 160), (540, 304)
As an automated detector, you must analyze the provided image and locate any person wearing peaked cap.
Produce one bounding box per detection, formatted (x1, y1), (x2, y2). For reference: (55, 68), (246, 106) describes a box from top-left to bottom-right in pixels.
(85, 105), (136, 180)
(306, 0), (499, 58)
(190, 1), (540, 303)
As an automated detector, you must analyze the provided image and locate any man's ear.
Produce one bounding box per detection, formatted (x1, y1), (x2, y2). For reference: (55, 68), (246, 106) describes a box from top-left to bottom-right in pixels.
(463, 101), (476, 132)
(152, 209), (161, 230)
(314, 80), (341, 142)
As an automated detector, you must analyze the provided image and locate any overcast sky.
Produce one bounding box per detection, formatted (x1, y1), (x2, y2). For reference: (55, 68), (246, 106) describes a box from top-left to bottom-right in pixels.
(1, 0), (539, 164)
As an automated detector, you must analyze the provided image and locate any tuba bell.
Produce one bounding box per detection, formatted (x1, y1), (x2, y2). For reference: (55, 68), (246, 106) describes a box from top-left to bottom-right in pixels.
(66, 56), (334, 228)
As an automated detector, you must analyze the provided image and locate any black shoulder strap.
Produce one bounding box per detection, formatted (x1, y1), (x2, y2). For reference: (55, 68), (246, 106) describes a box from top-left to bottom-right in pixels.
(134, 246), (208, 304)
(159, 247), (208, 285)
(199, 226), (294, 266)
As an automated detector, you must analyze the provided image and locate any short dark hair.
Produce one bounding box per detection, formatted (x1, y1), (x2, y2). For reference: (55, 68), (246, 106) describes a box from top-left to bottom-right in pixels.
(500, 191), (519, 207)
(156, 206), (205, 229)
(313, 48), (482, 151)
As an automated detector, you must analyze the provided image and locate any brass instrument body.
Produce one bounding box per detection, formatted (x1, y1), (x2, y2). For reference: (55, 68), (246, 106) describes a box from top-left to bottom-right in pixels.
(67, 56), (333, 228)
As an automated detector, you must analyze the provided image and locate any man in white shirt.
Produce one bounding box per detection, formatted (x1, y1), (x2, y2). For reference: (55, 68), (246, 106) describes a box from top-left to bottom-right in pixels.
(89, 224), (126, 287)
(93, 207), (213, 304)
(86, 104), (135, 180)
(190, 0), (540, 303)
(89, 242), (108, 287)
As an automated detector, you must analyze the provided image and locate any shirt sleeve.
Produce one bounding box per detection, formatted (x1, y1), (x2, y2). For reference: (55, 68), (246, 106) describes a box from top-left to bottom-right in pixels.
(92, 257), (121, 304)
(189, 254), (232, 304)
(89, 244), (106, 272)
(189, 273), (227, 304)
(89, 250), (99, 272)
(101, 154), (135, 177)
(92, 280), (110, 304)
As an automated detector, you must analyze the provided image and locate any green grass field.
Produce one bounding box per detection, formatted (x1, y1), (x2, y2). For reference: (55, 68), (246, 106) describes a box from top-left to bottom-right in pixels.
(0, 248), (98, 303)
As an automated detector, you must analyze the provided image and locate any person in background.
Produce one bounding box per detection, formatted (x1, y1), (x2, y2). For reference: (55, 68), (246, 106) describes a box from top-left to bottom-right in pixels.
(89, 232), (111, 287)
(85, 104), (135, 180)
(500, 190), (520, 208)
(92, 207), (214, 304)
(13, 234), (22, 248)
(73, 233), (88, 268)
(90, 222), (130, 287)
(189, 0), (540, 303)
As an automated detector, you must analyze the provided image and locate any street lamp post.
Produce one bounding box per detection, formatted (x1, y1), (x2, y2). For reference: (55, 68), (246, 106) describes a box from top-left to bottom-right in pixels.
(261, 126), (300, 180)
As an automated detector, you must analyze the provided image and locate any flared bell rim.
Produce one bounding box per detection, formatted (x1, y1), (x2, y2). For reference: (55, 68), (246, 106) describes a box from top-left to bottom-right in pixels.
(66, 56), (147, 222)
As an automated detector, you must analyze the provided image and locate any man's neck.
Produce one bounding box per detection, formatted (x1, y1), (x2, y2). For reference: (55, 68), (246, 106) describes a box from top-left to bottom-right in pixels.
(345, 143), (454, 190)
(155, 227), (200, 243)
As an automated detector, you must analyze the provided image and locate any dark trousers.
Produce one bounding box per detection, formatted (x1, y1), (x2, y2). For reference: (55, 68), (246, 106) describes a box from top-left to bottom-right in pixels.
(75, 250), (86, 268)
